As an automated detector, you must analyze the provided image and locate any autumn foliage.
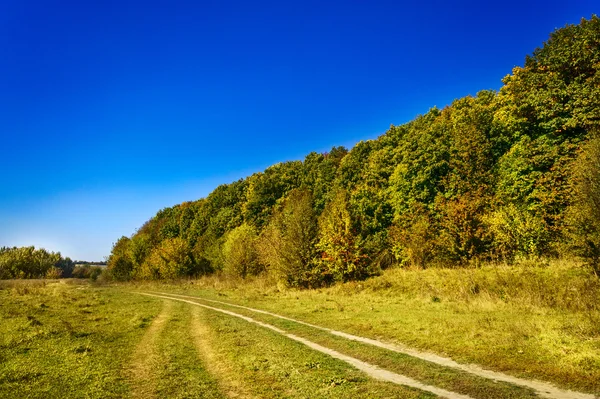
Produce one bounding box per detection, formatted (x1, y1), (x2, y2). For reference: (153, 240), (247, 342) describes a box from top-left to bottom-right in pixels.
(108, 16), (600, 284)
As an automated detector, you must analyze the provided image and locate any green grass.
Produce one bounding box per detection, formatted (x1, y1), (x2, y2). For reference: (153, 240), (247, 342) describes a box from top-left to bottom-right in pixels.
(0, 280), (432, 398)
(0, 280), (161, 399)
(136, 259), (600, 396)
(187, 304), (433, 398)
(2, 260), (599, 398)
(152, 302), (225, 399)
(169, 295), (539, 399)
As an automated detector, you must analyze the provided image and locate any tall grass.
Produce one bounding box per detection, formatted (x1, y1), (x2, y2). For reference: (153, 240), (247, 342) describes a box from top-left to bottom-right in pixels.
(154, 258), (600, 314)
(351, 259), (600, 313)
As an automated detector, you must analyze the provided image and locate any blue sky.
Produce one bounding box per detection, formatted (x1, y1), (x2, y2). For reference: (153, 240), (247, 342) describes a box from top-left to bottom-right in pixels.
(0, 0), (597, 261)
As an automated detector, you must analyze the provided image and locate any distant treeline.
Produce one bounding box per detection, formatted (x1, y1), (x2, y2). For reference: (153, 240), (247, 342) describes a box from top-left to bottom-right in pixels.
(74, 260), (107, 266)
(0, 246), (75, 279)
(0, 247), (108, 280)
(108, 16), (600, 285)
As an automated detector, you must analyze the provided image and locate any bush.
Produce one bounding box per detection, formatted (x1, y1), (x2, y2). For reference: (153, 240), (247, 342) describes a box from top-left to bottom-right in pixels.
(317, 190), (370, 282)
(45, 267), (63, 279)
(434, 193), (490, 264)
(72, 265), (104, 280)
(138, 238), (194, 279)
(106, 237), (134, 280)
(389, 208), (436, 268)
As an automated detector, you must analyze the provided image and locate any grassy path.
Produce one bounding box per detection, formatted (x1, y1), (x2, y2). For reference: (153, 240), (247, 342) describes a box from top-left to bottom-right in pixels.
(127, 299), (227, 399)
(189, 308), (255, 399)
(143, 292), (472, 399)
(143, 291), (599, 399)
(2, 280), (597, 398)
(127, 300), (172, 398)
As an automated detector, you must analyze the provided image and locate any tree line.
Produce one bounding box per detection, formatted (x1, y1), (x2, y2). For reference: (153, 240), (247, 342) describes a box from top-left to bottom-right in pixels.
(0, 246), (75, 279)
(108, 16), (600, 285)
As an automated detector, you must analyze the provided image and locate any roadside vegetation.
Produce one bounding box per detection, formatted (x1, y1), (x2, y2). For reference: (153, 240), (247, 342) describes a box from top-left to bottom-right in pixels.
(106, 16), (600, 288)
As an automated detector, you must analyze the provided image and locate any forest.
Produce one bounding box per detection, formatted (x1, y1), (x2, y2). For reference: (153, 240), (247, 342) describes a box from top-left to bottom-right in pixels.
(107, 16), (600, 287)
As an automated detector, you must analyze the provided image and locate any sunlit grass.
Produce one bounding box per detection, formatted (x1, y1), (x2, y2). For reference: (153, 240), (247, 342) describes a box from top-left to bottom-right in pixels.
(145, 258), (600, 395)
(2, 259), (599, 397)
(0, 280), (161, 399)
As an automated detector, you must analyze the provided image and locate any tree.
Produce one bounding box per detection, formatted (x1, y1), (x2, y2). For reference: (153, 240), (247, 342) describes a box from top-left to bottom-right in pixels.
(143, 237), (194, 279)
(317, 190), (370, 282)
(257, 189), (320, 288)
(222, 224), (263, 278)
(388, 205), (436, 268)
(55, 256), (74, 277)
(0, 246), (61, 279)
(107, 237), (134, 280)
(243, 162), (303, 228)
(567, 131), (600, 276)
(485, 204), (550, 261)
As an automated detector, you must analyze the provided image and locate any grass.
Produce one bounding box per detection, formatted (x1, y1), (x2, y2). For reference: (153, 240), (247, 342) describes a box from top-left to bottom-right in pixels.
(168, 295), (539, 399)
(185, 304), (433, 398)
(0, 279), (161, 398)
(1, 259), (599, 398)
(0, 280), (431, 398)
(152, 302), (225, 399)
(135, 258), (600, 396)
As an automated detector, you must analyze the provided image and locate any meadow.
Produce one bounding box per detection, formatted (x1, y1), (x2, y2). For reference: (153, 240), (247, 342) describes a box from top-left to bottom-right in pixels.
(1, 260), (599, 398)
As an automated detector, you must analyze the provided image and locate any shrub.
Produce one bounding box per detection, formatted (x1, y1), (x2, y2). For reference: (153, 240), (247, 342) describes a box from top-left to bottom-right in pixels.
(139, 238), (194, 279)
(389, 207), (436, 268)
(106, 237), (134, 280)
(317, 190), (370, 282)
(45, 267), (63, 279)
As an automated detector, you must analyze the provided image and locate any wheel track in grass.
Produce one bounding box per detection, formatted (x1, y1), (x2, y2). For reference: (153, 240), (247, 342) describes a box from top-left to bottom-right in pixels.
(141, 292), (473, 399)
(189, 307), (256, 399)
(148, 291), (598, 399)
(127, 299), (173, 399)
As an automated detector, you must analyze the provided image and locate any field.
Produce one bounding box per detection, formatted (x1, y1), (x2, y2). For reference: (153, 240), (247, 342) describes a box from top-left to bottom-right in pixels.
(1, 261), (599, 398)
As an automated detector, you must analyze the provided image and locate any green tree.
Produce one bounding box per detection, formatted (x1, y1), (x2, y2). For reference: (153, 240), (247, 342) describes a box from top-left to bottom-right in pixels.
(301, 146), (347, 212)
(54, 256), (74, 277)
(317, 190), (370, 282)
(567, 132), (600, 276)
(243, 161), (303, 228)
(389, 205), (436, 268)
(485, 204), (550, 261)
(500, 16), (600, 137)
(222, 224), (263, 278)
(151, 238), (194, 279)
(107, 237), (134, 280)
(257, 189), (320, 288)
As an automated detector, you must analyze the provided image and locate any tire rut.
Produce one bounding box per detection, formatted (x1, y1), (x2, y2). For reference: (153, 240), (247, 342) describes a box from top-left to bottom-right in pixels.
(189, 307), (256, 399)
(127, 299), (173, 399)
(141, 292), (474, 399)
(152, 292), (598, 399)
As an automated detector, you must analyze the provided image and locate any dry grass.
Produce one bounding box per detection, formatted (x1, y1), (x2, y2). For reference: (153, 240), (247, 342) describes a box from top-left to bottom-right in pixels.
(145, 258), (600, 395)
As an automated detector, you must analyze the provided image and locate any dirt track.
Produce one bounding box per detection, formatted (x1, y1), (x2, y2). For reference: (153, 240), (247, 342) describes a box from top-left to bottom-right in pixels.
(141, 292), (598, 399)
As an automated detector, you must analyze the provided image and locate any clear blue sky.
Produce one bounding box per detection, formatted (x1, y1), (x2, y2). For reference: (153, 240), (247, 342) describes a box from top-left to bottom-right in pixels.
(0, 0), (597, 261)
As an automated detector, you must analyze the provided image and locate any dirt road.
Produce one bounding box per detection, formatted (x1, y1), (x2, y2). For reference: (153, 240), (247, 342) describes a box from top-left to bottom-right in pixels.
(140, 292), (597, 399)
